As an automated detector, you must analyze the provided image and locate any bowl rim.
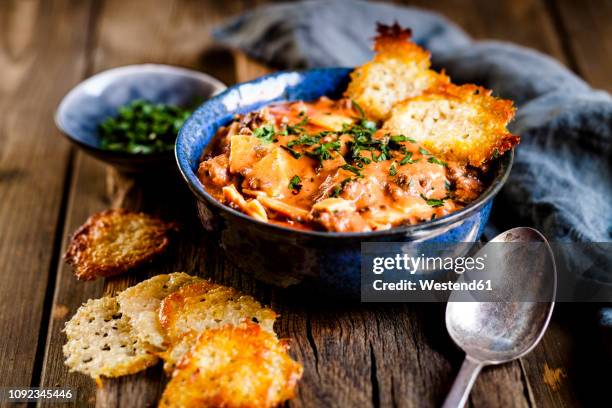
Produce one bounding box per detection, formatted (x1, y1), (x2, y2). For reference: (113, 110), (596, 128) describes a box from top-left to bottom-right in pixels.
(176, 68), (514, 239)
(55, 63), (227, 155)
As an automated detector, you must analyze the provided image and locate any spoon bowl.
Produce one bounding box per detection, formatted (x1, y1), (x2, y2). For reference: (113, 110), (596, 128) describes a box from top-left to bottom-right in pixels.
(442, 227), (556, 407)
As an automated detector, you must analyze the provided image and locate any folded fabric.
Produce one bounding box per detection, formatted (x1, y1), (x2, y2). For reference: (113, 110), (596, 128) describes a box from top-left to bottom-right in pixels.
(214, 0), (470, 68)
(214, 0), (612, 289)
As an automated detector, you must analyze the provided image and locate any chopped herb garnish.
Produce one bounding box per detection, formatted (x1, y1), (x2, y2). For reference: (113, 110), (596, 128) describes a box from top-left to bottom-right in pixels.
(390, 134), (417, 143)
(492, 148), (500, 158)
(286, 115), (309, 134)
(372, 149), (388, 162)
(420, 194), (446, 208)
(427, 156), (448, 167)
(252, 124), (276, 143)
(289, 175), (302, 193)
(308, 141), (341, 161)
(372, 140), (390, 162)
(353, 150), (372, 166)
(331, 178), (353, 197)
(361, 119), (378, 132)
(341, 164), (363, 177)
(400, 151), (416, 165)
(352, 100), (366, 119)
(246, 105), (450, 194)
(287, 134), (320, 147)
(445, 180), (453, 191)
(98, 99), (192, 154)
(281, 145), (303, 159)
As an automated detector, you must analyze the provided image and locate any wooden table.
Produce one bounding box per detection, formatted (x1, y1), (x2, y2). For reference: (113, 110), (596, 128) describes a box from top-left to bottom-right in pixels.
(1, 0), (610, 406)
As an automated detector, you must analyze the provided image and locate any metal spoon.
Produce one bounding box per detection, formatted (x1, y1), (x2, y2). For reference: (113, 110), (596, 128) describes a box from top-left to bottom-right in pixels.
(442, 227), (556, 408)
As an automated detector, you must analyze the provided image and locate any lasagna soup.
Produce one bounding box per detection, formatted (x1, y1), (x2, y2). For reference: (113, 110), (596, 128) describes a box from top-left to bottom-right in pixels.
(197, 24), (518, 233)
(198, 98), (488, 232)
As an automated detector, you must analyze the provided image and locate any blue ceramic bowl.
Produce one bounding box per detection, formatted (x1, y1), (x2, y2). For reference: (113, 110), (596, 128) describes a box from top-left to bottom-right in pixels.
(56, 64), (226, 173)
(176, 68), (514, 295)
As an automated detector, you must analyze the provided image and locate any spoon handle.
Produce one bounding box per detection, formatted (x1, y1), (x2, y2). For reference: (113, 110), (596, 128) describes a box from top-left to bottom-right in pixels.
(442, 356), (484, 408)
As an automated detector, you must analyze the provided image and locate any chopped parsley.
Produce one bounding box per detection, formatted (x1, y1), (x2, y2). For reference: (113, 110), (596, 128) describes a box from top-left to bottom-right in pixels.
(400, 151), (416, 165)
(286, 115), (309, 135)
(240, 104), (454, 206)
(287, 134), (320, 147)
(350, 100), (379, 131)
(98, 99), (193, 154)
(420, 194), (446, 208)
(371, 141), (390, 162)
(427, 156), (448, 167)
(342, 164), (363, 177)
(281, 145), (303, 159)
(361, 119), (378, 132)
(390, 134), (417, 143)
(289, 175), (302, 193)
(308, 141), (341, 161)
(331, 178), (353, 197)
(252, 124), (276, 143)
(352, 100), (366, 119)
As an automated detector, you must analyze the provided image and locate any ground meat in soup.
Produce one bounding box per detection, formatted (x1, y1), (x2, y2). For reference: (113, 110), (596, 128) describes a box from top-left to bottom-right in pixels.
(198, 97), (486, 232)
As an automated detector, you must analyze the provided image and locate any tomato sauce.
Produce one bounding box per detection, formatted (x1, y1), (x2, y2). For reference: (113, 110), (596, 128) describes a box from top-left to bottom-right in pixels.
(197, 97), (484, 232)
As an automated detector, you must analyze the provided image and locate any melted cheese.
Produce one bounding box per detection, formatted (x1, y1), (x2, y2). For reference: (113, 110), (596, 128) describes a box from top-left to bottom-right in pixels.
(198, 97), (484, 232)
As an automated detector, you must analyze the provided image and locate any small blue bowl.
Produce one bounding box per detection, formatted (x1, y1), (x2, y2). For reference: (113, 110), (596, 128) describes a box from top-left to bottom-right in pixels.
(56, 64), (226, 173)
(176, 68), (514, 296)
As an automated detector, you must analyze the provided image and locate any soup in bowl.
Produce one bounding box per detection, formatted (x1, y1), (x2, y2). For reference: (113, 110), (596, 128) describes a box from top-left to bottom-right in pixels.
(175, 68), (514, 295)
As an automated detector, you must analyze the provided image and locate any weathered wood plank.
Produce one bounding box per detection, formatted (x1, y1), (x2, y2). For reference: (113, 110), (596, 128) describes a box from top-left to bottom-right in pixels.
(519, 303), (612, 407)
(0, 0), (93, 401)
(38, 0), (250, 407)
(36, 0), (601, 407)
(552, 0), (612, 90)
(38, 153), (111, 407)
(234, 52), (271, 82)
(402, 0), (566, 62)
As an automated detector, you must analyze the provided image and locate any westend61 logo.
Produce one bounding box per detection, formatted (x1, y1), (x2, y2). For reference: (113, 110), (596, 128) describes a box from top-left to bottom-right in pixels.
(362, 242), (496, 302)
(361, 241), (580, 302)
(372, 253), (487, 275)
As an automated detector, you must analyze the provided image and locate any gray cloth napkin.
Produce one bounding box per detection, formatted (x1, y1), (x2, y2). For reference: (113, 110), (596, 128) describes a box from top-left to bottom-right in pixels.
(214, 0), (612, 290)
